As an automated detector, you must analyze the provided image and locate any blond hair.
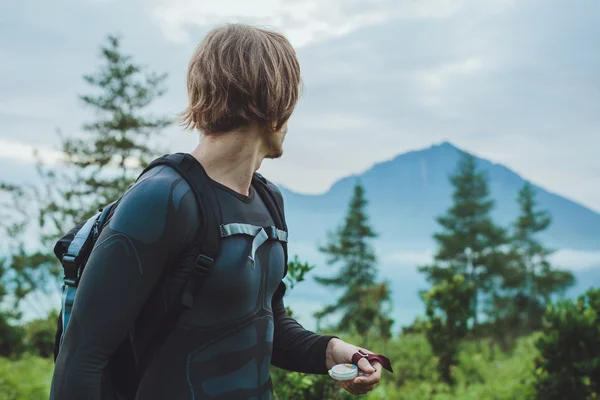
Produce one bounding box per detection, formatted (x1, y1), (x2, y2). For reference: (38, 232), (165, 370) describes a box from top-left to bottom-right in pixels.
(181, 24), (301, 134)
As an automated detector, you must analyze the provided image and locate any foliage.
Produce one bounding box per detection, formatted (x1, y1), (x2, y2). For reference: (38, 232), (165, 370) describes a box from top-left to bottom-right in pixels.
(314, 182), (393, 343)
(421, 273), (475, 384)
(285, 255), (315, 291)
(447, 335), (538, 400)
(271, 371), (340, 400)
(0, 314), (24, 358)
(23, 310), (59, 358)
(534, 288), (600, 399)
(357, 333), (538, 400)
(0, 356), (53, 400)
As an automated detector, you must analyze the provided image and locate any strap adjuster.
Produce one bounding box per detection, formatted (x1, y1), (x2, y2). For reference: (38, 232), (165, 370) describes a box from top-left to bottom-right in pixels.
(264, 226), (277, 240)
(193, 254), (213, 276)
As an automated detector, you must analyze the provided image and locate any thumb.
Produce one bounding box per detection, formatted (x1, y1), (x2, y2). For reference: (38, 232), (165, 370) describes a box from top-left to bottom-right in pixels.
(357, 357), (376, 374)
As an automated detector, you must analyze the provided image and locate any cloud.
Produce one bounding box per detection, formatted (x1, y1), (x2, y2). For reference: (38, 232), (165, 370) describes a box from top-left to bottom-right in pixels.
(150, 0), (395, 47)
(0, 139), (62, 165)
(149, 0), (518, 48)
(552, 249), (600, 272)
(383, 248), (600, 272)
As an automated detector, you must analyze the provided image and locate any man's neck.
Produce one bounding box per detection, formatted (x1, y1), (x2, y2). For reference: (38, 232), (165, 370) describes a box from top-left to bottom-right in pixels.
(189, 128), (266, 196)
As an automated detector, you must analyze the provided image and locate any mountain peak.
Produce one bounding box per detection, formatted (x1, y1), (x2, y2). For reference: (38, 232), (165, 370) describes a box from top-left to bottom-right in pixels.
(421, 140), (463, 155)
(386, 141), (462, 164)
(433, 140), (459, 150)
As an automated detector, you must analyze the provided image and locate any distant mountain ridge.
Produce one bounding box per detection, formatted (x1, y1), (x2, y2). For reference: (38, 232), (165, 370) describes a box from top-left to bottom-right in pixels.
(280, 141), (600, 252)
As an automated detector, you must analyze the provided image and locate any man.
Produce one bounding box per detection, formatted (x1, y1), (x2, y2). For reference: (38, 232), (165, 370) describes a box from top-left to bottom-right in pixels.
(50, 23), (384, 399)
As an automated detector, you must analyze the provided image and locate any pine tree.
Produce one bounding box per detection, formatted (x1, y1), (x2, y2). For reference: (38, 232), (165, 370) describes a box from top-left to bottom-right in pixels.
(420, 152), (509, 334)
(509, 182), (574, 331)
(314, 182), (393, 343)
(39, 34), (172, 232)
(0, 34), (171, 314)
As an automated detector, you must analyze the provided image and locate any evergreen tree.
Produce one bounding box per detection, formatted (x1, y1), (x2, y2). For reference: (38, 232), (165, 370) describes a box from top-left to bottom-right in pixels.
(38, 34), (172, 232)
(314, 182), (393, 344)
(508, 182), (574, 331)
(0, 34), (171, 314)
(420, 152), (509, 334)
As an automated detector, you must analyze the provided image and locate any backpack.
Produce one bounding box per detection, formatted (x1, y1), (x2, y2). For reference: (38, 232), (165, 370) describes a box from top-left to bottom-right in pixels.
(52, 152), (288, 399)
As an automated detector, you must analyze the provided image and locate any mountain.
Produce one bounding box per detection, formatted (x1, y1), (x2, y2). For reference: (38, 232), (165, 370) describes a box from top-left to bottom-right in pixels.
(279, 141), (600, 331)
(281, 141), (600, 252)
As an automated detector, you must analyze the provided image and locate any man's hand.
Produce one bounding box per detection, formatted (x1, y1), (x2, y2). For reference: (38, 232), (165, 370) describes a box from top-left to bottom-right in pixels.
(325, 338), (382, 395)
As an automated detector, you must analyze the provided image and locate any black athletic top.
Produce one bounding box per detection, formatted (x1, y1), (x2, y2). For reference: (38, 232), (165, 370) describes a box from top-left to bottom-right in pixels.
(50, 165), (334, 400)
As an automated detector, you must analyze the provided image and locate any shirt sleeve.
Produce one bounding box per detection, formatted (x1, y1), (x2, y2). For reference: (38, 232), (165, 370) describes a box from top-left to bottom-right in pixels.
(270, 282), (338, 374)
(50, 167), (200, 400)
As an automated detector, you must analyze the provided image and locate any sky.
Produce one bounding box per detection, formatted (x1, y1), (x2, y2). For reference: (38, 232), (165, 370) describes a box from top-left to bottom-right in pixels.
(1, 0), (599, 212)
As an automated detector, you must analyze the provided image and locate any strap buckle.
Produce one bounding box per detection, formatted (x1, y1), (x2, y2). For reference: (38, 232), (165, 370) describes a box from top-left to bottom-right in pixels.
(61, 254), (79, 287)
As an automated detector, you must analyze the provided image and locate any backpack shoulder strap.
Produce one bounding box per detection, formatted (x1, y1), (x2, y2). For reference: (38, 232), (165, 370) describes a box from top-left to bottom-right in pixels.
(135, 153), (223, 378)
(252, 172), (289, 276)
(141, 153), (222, 306)
(252, 172), (287, 230)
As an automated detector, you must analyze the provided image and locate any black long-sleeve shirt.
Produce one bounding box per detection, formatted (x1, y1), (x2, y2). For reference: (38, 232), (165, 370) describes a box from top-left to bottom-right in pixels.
(50, 165), (334, 400)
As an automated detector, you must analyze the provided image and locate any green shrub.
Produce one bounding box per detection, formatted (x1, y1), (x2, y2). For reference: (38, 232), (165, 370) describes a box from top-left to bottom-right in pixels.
(534, 288), (600, 400)
(449, 335), (538, 400)
(23, 310), (58, 358)
(364, 333), (537, 400)
(0, 314), (24, 358)
(272, 368), (341, 400)
(0, 356), (53, 400)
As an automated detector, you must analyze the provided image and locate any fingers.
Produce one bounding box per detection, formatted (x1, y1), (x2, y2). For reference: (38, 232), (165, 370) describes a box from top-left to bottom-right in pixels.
(355, 362), (382, 385)
(356, 357), (376, 374)
(338, 346), (385, 396)
(339, 362), (381, 396)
